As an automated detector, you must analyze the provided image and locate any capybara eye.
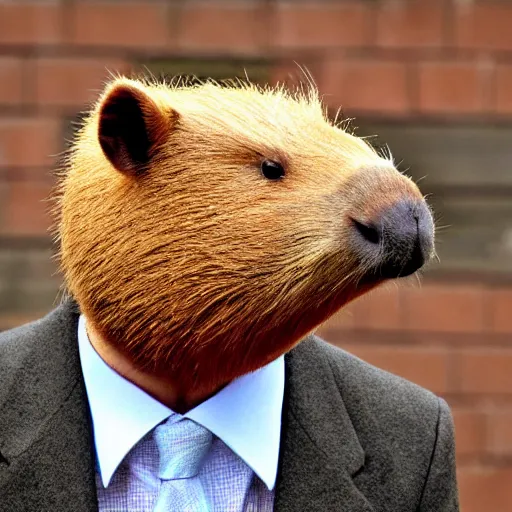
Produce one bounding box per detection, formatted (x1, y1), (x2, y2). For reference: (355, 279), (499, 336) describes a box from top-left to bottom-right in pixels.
(261, 160), (285, 180)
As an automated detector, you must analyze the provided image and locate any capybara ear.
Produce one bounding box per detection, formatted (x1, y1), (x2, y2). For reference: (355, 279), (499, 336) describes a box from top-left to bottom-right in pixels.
(98, 81), (174, 176)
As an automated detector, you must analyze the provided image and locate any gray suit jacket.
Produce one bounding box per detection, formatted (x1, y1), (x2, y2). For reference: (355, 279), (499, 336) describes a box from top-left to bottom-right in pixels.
(0, 301), (459, 511)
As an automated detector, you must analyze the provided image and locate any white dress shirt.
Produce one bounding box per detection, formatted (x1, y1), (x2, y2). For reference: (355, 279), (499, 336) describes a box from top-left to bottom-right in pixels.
(77, 315), (285, 511)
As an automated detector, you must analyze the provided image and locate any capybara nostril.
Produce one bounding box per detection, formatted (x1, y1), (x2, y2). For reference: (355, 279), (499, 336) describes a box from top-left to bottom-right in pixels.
(352, 219), (380, 245)
(352, 199), (434, 279)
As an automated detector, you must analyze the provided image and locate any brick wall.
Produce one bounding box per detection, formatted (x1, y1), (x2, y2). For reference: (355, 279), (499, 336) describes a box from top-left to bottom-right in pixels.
(0, 1), (511, 510)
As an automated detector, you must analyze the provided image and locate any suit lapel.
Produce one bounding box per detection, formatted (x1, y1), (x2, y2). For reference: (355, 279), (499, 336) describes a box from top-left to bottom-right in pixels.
(0, 301), (98, 512)
(274, 338), (375, 512)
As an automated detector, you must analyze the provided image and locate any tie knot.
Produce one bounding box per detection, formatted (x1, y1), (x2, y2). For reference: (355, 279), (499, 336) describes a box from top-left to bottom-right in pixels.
(153, 416), (213, 480)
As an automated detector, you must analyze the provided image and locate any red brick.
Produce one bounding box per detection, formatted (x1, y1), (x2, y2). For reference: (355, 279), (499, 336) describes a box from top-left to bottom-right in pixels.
(494, 65), (512, 115)
(321, 59), (410, 114)
(269, 60), (325, 92)
(271, 61), (306, 87)
(70, 2), (169, 49)
(455, 3), (512, 51)
(0, 2), (62, 45)
(458, 468), (512, 512)
(35, 58), (129, 109)
(489, 288), (512, 334)
(376, 0), (445, 48)
(276, 2), (371, 49)
(351, 284), (402, 330)
(417, 62), (489, 114)
(317, 306), (355, 336)
(342, 345), (449, 393)
(455, 349), (512, 394)
(402, 284), (485, 333)
(488, 410), (512, 456)
(452, 408), (486, 459)
(0, 313), (43, 331)
(178, 4), (266, 53)
(1, 182), (54, 237)
(0, 58), (25, 106)
(0, 118), (60, 168)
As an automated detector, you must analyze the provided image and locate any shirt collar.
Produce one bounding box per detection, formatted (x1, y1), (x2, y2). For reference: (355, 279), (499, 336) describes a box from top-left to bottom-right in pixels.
(77, 315), (284, 491)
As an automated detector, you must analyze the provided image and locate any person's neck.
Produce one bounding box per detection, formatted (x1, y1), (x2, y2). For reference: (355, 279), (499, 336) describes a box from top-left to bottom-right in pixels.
(84, 317), (224, 413)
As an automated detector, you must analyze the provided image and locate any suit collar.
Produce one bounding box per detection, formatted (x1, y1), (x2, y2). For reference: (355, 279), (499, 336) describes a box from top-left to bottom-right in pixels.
(275, 337), (374, 511)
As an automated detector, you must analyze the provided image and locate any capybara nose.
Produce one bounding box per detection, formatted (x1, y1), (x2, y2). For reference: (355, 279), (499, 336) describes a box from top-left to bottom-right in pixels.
(352, 199), (434, 279)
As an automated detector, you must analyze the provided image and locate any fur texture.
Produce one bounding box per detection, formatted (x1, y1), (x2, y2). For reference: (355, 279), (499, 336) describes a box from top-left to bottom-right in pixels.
(57, 77), (424, 396)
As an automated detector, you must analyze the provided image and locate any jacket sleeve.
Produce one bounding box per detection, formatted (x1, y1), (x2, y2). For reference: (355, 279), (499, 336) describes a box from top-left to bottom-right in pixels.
(418, 398), (460, 511)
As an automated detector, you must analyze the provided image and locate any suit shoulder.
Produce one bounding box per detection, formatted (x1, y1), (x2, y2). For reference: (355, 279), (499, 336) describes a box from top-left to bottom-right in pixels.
(0, 303), (77, 372)
(311, 336), (441, 427)
(0, 316), (47, 366)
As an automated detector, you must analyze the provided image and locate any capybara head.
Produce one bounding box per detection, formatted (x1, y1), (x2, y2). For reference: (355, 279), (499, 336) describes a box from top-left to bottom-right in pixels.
(58, 77), (434, 395)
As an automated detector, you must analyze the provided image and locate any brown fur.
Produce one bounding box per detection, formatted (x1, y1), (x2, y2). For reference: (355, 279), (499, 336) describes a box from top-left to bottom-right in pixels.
(56, 77), (425, 397)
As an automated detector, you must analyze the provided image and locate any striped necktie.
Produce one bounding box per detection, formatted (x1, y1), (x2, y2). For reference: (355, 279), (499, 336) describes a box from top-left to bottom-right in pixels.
(153, 415), (213, 511)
